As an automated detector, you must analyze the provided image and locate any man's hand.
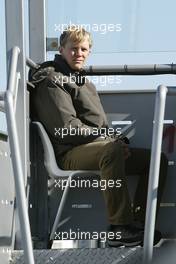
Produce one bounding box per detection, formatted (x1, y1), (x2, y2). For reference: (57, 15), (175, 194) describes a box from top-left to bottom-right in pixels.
(121, 141), (131, 160)
(108, 133), (131, 159)
(112, 134), (130, 159)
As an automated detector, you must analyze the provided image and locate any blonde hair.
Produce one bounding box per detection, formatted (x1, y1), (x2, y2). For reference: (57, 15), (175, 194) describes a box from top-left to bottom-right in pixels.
(59, 25), (92, 48)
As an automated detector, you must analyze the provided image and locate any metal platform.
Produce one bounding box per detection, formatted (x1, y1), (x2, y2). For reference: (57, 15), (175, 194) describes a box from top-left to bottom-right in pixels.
(10, 240), (176, 264)
(11, 248), (138, 264)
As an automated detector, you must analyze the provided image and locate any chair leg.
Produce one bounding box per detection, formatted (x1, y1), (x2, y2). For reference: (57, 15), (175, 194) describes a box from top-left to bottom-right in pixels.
(50, 175), (73, 240)
(47, 239), (53, 249)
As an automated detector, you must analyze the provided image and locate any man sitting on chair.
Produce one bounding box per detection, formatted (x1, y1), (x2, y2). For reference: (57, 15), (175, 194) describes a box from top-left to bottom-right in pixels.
(30, 26), (168, 247)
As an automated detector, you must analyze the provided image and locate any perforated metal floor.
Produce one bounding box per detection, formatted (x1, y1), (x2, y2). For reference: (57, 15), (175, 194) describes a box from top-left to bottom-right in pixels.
(11, 248), (139, 264)
(10, 240), (176, 264)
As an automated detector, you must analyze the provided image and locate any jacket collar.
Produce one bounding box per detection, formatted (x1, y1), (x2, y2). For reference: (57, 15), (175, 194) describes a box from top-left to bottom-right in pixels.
(54, 54), (76, 76)
(54, 54), (86, 86)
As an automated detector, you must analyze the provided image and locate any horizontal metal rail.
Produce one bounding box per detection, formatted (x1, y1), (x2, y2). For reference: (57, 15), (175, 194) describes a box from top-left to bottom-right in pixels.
(5, 46), (34, 264)
(26, 57), (40, 69)
(84, 64), (176, 75)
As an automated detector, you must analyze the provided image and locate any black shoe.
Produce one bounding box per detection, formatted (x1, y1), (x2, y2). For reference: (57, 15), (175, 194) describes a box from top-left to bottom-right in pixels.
(140, 229), (162, 246)
(107, 224), (143, 247)
(133, 221), (162, 246)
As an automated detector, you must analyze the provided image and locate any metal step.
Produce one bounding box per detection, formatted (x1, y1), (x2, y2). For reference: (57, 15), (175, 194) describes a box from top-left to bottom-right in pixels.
(10, 240), (176, 264)
(11, 248), (138, 264)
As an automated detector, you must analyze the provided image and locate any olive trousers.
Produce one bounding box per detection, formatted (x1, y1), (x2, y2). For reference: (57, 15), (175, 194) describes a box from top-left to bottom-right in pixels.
(58, 138), (168, 225)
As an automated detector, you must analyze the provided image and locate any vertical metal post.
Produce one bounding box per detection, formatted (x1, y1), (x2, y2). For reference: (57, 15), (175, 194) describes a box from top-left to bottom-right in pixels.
(5, 0), (27, 185)
(5, 47), (35, 264)
(29, 0), (46, 62)
(143, 85), (168, 264)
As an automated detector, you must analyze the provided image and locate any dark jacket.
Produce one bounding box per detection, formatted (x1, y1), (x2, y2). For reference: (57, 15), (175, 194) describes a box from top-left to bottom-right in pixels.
(29, 55), (109, 159)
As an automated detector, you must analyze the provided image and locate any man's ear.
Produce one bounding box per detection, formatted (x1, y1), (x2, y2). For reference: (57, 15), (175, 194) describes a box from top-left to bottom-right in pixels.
(59, 46), (63, 54)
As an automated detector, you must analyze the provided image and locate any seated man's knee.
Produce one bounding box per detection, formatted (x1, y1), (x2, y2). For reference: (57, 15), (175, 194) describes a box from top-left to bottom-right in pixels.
(99, 141), (124, 167)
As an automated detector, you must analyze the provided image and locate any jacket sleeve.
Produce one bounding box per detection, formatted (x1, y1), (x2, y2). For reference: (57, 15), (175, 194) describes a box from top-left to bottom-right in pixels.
(34, 75), (105, 145)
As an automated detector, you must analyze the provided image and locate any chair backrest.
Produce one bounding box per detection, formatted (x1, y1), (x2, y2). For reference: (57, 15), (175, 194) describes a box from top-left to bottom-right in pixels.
(33, 121), (71, 178)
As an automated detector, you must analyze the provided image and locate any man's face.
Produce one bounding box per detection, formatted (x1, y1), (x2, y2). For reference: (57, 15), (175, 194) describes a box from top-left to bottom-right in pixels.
(59, 38), (90, 70)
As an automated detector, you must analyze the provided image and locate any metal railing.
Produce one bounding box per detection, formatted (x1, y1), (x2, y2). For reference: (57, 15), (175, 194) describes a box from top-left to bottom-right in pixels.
(143, 85), (167, 264)
(143, 85), (176, 264)
(2, 47), (35, 264)
(80, 63), (176, 263)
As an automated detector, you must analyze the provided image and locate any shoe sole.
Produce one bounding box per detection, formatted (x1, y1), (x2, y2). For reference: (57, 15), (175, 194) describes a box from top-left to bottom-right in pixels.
(108, 240), (142, 247)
